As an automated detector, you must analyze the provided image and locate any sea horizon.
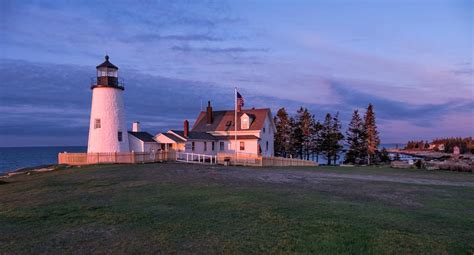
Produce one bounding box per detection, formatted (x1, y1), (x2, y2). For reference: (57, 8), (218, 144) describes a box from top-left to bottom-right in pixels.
(0, 143), (405, 174)
(0, 146), (87, 173)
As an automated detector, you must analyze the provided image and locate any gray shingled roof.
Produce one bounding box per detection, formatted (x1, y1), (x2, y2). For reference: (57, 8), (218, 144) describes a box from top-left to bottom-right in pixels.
(170, 130), (185, 138)
(161, 132), (186, 143)
(186, 132), (219, 141)
(217, 135), (260, 140)
(128, 131), (156, 142)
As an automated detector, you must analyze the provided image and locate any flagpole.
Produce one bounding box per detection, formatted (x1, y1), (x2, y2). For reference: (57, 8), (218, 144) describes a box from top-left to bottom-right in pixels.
(234, 87), (238, 164)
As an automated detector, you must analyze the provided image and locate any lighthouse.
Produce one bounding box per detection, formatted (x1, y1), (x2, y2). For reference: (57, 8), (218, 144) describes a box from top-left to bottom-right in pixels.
(87, 55), (130, 153)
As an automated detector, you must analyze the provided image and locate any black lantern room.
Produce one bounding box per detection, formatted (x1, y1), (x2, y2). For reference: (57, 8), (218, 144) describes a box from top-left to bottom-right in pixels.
(92, 55), (124, 90)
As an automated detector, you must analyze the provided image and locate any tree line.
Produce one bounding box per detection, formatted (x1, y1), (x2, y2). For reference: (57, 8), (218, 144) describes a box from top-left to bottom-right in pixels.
(405, 137), (473, 154)
(274, 104), (385, 165)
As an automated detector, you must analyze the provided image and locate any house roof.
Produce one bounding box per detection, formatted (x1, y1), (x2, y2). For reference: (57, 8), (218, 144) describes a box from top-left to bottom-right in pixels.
(170, 130), (185, 138)
(186, 132), (219, 141)
(161, 132), (186, 143)
(128, 131), (156, 142)
(191, 108), (272, 132)
(217, 135), (260, 140)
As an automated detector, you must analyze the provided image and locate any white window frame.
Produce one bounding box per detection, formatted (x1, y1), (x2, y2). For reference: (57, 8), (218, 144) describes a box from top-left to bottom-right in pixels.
(241, 115), (250, 129)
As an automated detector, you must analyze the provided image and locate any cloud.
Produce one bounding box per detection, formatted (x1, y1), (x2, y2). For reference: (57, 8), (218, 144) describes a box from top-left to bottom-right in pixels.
(0, 59), (237, 145)
(330, 80), (474, 121)
(0, 59), (472, 146)
(124, 34), (223, 43)
(451, 62), (474, 75)
(171, 46), (268, 53)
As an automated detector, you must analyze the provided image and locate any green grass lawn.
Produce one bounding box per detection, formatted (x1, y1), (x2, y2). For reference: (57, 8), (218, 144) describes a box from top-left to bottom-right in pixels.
(1, 163), (473, 254)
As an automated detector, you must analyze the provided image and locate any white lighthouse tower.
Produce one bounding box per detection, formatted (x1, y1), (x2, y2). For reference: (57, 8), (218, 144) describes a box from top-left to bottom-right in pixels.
(87, 55), (129, 153)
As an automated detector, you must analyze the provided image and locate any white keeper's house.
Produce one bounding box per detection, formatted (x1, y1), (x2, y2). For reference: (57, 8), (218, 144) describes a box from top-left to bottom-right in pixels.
(155, 101), (275, 157)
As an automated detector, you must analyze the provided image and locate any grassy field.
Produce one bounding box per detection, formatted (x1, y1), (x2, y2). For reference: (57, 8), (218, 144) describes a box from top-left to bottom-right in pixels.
(1, 163), (473, 254)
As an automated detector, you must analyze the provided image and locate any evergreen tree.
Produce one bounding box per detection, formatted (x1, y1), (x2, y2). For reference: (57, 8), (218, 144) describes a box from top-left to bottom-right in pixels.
(319, 113), (333, 165)
(331, 112), (344, 165)
(364, 104), (380, 164)
(291, 107), (305, 159)
(319, 113), (344, 165)
(310, 120), (323, 162)
(344, 110), (367, 164)
(302, 109), (314, 160)
(292, 107), (313, 159)
(274, 108), (292, 157)
(424, 141), (430, 150)
(378, 147), (390, 163)
(288, 116), (297, 157)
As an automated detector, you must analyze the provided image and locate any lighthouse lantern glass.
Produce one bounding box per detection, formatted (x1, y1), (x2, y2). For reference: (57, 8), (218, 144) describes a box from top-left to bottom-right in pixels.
(97, 67), (117, 77)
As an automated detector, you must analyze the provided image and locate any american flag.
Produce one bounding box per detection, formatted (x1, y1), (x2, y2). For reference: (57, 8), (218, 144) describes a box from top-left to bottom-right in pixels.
(237, 91), (244, 107)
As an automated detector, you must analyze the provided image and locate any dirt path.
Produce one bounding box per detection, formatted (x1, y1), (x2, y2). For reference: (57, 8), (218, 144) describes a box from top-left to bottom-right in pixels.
(212, 167), (474, 187)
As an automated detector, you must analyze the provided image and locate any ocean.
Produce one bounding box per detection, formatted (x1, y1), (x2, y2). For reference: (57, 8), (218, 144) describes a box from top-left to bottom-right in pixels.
(0, 146), (86, 173)
(0, 143), (404, 174)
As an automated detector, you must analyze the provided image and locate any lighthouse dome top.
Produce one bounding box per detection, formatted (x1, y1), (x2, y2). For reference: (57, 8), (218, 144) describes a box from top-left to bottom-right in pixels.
(96, 55), (118, 70)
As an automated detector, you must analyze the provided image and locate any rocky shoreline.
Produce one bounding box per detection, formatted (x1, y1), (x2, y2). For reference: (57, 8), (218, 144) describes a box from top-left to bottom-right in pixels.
(0, 164), (71, 179)
(388, 149), (474, 172)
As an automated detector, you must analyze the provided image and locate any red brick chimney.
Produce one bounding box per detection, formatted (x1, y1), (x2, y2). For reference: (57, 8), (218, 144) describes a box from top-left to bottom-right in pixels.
(206, 101), (213, 124)
(183, 120), (189, 138)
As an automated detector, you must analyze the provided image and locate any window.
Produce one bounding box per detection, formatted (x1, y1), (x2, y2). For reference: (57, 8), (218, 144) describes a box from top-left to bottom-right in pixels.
(204, 142), (207, 151)
(192, 142), (195, 152)
(220, 141), (224, 151)
(94, 119), (101, 129)
(263, 127), (266, 133)
(118, 131), (123, 142)
(266, 141), (269, 151)
(107, 70), (117, 77)
(241, 116), (249, 129)
(240, 141), (245, 151)
(212, 142), (215, 151)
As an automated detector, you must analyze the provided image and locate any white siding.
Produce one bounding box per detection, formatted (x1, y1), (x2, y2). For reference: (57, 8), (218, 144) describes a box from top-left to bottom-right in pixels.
(258, 116), (275, 157)
(87, 87), (129, 153)
(143, 142), (160, 153)
(128, 133), (144, 152)
(185, 139), (259, 156)
(185, 141), (218, 155)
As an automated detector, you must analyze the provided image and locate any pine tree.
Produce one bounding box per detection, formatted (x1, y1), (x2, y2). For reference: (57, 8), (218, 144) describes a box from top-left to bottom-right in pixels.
(378, 147), (390, 163)
(344, 110), (367, 164)
(364, 103), (380, 164)
(301, 109), (314, 160)
(288, 116), (297, 158)
(310, 119), (322, 162)
(291, 107), (304, 159)
(292, 107), (313, 159)
(274, 108), (292, 157)
(331, 112), (344, 165)
(319, 113), (344, 165)
(319, 113), (333, 165)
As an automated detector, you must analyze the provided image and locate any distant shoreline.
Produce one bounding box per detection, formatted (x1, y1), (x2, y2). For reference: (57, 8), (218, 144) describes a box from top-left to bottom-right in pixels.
(388, 149), (474, 160)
